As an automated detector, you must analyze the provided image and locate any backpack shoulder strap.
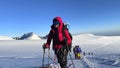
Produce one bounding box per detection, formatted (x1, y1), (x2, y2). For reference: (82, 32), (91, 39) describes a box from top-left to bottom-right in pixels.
(62, 24), (66, 37)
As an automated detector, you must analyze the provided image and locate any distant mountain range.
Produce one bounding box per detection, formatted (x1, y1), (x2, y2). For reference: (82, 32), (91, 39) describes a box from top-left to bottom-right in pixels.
(16, 32), (41, 40)
(0, 32), (41, 40)
(0, 32), (120, 40)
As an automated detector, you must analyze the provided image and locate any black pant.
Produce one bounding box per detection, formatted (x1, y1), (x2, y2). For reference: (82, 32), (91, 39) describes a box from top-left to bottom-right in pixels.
(55, 47), (68, 68)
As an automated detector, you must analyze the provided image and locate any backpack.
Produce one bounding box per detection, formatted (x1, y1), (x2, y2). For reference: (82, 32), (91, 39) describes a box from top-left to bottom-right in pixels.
(76, 47), (81, 53)
(62, 23), (72, 51)
(62, 23), (72, 40)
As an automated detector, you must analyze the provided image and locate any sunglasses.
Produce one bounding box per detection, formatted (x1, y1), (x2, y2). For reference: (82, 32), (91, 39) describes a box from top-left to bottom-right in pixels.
(53, 21), (60, 25)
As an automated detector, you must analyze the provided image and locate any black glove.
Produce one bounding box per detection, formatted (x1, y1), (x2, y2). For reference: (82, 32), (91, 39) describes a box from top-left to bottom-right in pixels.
(43, 45), (47, 49)
(42, 43), (47, 49)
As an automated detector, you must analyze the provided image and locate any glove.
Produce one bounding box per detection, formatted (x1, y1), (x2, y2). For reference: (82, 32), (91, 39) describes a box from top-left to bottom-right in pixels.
(43, 45), (47, 49)
(43, 43), (50, 49)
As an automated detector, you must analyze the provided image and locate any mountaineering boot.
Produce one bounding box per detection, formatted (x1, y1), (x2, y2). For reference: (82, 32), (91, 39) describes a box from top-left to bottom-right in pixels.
(60, 63), (67, 68)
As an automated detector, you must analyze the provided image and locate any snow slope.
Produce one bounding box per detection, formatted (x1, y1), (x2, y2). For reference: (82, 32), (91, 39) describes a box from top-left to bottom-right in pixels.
(0, 34), (120, 68)
(73, 34), (120, 55)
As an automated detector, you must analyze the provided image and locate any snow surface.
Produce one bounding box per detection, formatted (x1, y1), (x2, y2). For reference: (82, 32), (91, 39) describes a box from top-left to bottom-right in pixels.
(73, 34), (120, 55)
(0, 34), (120, 68)
(0, 36), (14, 40)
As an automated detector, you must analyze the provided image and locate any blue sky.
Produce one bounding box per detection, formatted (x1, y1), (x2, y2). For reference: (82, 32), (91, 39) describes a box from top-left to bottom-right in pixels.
(0, 0), (120, 37)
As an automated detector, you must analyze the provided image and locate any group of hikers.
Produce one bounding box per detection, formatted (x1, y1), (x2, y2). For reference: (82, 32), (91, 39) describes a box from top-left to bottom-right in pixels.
(43, 16), (82, 68)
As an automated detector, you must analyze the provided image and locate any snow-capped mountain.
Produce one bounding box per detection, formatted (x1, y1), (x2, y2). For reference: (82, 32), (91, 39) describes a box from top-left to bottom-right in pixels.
(0, 36), (14, 40)
(19, 32), (41, 40)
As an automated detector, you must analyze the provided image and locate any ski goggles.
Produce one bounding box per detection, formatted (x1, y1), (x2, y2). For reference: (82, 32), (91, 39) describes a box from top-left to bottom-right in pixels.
(53, 21), (60, 25)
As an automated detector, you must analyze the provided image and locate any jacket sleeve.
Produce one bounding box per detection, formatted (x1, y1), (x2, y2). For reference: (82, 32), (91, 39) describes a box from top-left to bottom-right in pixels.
(64, 29), (72, 45)
(46, 30), (53, 48)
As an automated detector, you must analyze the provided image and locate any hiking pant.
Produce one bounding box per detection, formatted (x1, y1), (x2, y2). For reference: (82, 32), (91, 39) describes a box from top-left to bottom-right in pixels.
(55, 47), (68, 68)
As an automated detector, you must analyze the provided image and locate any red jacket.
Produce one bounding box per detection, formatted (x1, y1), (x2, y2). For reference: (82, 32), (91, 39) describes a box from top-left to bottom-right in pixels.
(45, 17), (72, 50)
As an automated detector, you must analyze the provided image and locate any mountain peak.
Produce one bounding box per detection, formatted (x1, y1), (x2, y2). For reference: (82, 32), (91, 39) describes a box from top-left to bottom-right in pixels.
(19, 32), (41, 40)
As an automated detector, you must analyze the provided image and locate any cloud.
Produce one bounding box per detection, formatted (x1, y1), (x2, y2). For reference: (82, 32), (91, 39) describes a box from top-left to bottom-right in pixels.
(93, 30), (120, 36)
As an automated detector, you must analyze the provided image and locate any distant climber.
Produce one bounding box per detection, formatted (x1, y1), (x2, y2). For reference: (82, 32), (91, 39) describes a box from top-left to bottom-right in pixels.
(73, 45), (82, 59)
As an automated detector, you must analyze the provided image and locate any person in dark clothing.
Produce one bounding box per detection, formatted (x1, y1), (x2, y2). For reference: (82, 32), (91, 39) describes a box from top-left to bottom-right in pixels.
(43, 17), (72, 68)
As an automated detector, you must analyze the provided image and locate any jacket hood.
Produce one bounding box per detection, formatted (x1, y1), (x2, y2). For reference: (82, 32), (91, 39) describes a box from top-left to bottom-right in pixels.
(52, 17), (63, 28)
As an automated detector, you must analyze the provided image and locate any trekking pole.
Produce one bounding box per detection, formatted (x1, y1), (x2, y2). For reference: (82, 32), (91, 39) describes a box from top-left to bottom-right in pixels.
(48, 55), (57, 68)
(42, 47), (45, 67)
(48, 49), (50, 65)
(67, 45), (76, 68)
(47, 49), (58, 68)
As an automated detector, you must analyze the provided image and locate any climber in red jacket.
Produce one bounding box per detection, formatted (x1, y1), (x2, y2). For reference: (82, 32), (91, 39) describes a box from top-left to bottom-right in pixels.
(43, 16), (72, 68)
